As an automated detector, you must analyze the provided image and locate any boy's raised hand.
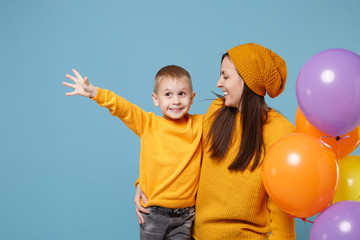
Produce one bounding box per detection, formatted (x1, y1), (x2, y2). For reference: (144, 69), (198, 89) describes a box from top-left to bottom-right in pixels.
(63, 69), (98, 98)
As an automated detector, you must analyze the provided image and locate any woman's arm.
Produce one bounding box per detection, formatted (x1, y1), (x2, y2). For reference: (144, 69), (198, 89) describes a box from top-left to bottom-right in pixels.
(267, 197), (296, 240)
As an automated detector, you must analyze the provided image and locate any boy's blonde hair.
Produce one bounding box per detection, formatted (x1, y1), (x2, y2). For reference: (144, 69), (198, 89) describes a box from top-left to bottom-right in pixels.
(154, 65), (193, 93)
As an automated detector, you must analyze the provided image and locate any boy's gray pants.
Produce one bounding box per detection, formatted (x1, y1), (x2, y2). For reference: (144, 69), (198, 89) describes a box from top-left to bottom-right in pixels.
(140, 206), (195, 240)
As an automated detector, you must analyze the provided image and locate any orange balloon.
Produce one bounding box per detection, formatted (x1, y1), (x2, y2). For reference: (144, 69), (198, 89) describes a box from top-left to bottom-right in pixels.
(263, 133), (339, 218)
(295, 107), (360, 159)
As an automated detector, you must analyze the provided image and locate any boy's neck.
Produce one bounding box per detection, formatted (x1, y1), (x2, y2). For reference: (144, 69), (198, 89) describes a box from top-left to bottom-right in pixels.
(163, 113), (189, 123)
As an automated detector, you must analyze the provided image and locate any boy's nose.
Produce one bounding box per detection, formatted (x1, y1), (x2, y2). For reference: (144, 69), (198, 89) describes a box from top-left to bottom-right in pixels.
(173, 96), (180, 104)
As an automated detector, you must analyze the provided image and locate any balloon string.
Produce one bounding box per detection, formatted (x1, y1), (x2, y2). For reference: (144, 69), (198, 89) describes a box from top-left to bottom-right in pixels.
(301, 217), (313, 237)
(288, 215), (313, 237)
(355, 192), (360, 201)
(303, 220), (308, 238)
(337, 137), (340, 161)
(300, 218), (314, 224)
(288, 215), (314, 224)
(319, 136), (333, 148)
(320, 135), (350, 160)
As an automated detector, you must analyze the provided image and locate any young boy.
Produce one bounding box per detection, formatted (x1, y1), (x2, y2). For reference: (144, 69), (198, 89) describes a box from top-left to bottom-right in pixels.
(63, 65), (203, 240)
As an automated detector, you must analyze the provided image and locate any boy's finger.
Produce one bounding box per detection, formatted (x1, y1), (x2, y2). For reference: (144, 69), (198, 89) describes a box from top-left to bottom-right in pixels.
(63, 82), (76, 89)
(72, 69), (83, 81)
(65, 90), (78, 96)
(65, 74), (78, 84)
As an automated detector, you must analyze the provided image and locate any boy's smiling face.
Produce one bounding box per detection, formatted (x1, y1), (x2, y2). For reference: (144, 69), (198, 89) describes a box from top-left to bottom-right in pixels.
(152, 77), (195, 121)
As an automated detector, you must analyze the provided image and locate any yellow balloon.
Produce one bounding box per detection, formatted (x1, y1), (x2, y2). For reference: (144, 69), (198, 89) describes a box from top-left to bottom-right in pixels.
(333, 155), (360, 203)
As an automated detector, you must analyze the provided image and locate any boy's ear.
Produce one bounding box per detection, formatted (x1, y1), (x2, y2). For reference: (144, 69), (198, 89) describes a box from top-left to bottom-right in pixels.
(190, 92), (196, 105)
(152, 93), (159, 106)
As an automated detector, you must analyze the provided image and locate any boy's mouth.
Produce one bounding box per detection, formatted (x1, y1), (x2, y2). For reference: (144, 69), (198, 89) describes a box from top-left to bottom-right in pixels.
(169, 108), (183, 112)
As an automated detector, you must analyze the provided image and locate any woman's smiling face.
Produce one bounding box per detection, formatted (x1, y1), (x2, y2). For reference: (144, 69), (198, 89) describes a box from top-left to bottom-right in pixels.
(217, 56), (244, 109)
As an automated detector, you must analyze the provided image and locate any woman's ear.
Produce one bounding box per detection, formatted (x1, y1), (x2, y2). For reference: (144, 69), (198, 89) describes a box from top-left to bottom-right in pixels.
(152, 93), (159, 106)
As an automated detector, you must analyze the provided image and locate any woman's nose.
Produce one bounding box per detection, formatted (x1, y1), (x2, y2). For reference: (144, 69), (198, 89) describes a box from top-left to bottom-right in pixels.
(216, 77), (223, 88)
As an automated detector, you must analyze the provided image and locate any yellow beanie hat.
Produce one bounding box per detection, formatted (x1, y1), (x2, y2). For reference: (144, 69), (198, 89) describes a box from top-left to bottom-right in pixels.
(228, 43), (287, 98)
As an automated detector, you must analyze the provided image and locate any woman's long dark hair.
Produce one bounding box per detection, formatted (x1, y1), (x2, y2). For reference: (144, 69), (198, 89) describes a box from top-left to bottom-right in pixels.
(206, 53), (269, 171)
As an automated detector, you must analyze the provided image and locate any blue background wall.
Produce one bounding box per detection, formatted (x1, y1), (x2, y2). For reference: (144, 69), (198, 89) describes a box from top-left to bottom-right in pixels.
(1, 0), (359, 239)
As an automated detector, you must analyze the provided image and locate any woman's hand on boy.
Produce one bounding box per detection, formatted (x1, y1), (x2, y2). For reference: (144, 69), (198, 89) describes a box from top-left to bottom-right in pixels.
(134, 184), (149, 224)
(63, 69), (98, 98)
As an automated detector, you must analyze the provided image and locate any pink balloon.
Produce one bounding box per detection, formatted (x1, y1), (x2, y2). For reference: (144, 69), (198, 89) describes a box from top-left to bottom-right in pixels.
(296, 49), (360, 136)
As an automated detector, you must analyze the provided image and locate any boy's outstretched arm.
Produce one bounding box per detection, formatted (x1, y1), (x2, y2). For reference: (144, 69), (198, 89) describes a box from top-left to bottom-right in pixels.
(63, 69), (98, 98)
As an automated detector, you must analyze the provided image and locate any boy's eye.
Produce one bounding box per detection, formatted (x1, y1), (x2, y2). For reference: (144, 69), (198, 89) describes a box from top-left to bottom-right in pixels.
(165, 93), (171, 97)
(179, 92), (186, 96)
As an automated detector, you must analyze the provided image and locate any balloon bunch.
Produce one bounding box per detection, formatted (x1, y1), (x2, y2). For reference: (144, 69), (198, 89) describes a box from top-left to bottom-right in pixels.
(262, 49), (360, 239)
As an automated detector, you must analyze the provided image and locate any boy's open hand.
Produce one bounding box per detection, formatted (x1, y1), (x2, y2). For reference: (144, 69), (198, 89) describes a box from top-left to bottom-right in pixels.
(63, 69), (98, 98)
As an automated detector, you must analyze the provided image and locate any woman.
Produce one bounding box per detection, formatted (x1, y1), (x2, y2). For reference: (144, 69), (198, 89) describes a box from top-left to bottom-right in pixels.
(135, 43), (296, 239)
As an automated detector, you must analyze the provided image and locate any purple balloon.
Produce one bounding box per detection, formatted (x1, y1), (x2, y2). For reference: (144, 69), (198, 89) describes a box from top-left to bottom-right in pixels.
(310, 201), (360, 240)
(296, 49), (360, 136)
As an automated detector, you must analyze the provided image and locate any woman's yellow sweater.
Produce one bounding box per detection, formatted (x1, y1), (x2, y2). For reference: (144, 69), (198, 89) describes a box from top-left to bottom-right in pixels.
(193, 99), (296, 240)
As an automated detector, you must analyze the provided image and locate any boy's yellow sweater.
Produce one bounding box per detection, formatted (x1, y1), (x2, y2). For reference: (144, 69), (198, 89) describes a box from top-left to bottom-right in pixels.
(92, 88), (203, 208)
(193, 99), (296, 240)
